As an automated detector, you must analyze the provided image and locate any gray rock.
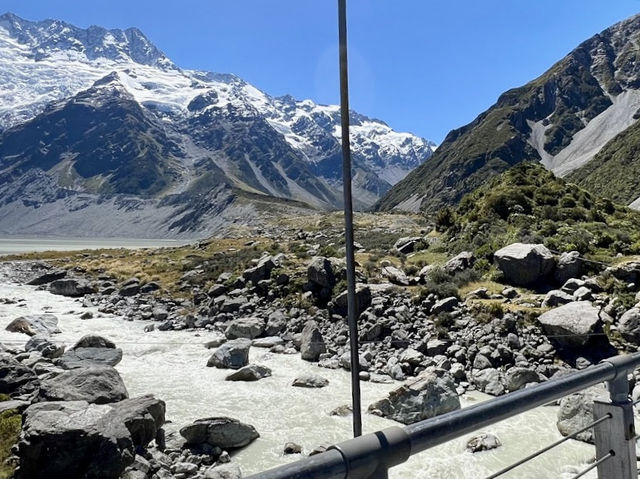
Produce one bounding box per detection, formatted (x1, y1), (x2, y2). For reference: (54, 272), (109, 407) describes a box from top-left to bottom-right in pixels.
(0, 354), (40, 397)
(27, 269), (66, 286)
(300, 320), (326, 362)
(394, 237), (422, 254)
(537, 301), (605, 347)
(284, 441), (302, 454)
(225, 365), (272, 382)
(542, 290), (574, 308)
(204, 463), (242, 479)
(72, 335), (117, 350)
(470, 368), (505, 396)
(207, 339), (251, 369)
(431, 296), (459, 315)
(382, 266), (409, 286)
(225, 317), (265, 340)
(493, 243), (555, 286)
(180, 417), (259, 449)
(38, 367), (128, 404)
(333, 284), (372, 317)
(561, 278), (586, 294)
(307, 256), (336, 288)
(466, 433), (502, 452)
(329, 404), (353, 416)
(444, 251), (475, 275)
(505, 367), (543, 392)
(58, 347), (123, 369)
(292, 374), (329, 388)
(119, 283), (140, 297)
(16, 395), (165, 479)
(25, 335), (65, 359)
(243, 255), (277, 284)
(6, 314), (60, 337)
(49, 278), (95, 297)
(557, 388), (606, 443)
(554, 251), (584, 284)
(618, 307), (640, 343)
(265, 310), (287, 336)
(368, 370), (460, 424)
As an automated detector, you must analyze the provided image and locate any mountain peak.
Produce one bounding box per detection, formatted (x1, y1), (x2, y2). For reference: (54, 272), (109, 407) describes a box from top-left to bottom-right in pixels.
(0, 12), (174, 69)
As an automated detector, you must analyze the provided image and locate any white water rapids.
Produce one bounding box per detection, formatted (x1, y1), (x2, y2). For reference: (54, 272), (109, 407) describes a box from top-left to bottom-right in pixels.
(0, 280), (601, 478)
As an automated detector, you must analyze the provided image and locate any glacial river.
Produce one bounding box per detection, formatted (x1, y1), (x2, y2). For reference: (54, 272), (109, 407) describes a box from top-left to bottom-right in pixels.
(0, 276), (601, 478)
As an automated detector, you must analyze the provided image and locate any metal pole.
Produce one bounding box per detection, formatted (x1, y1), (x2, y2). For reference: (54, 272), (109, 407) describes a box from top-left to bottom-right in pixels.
(338, 0), (362, 438)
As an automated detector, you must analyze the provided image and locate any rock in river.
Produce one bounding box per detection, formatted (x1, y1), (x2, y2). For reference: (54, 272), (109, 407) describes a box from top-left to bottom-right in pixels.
(207, 339), (251, 369)
(180, 417), (259, 449)
(6, 314), (60, 337)
(38, 366), (129, 404)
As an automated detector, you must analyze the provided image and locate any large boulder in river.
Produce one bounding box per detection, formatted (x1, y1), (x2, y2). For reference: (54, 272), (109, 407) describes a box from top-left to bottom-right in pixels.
(25, 335), (65, 359)
(38, 367), (128, 404)
(493, 243), (554, 286)
(48, 278), (95, 297)
(180, 417), (259, 449)
(300, 320), (325, 362)
(16, 395), (165, 479)
(557, 387), (606, 444)
(6, 314), (60, 337)
(58, 335), (122, 369)
(225, 365), (272, 382)
(617, 307), (640, 343)
(207, 339), (251, 369)
(538, 301), (605, 348)
(224, 317), (265, 340)
(368, 370), (460, 424)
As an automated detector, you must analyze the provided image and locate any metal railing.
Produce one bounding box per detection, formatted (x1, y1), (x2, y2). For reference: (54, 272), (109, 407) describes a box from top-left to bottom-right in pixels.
(246, 353), (640, 479)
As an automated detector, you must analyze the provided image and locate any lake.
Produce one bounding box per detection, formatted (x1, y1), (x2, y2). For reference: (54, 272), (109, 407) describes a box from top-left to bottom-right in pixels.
(0, 236), (191, 255)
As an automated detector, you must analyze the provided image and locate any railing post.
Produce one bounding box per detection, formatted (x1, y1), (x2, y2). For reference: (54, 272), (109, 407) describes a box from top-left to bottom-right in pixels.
(592, 371), (638, 479)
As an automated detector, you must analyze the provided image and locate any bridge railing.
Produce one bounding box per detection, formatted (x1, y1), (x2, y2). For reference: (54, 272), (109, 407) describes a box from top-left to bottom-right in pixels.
(245, 353), (640, 479)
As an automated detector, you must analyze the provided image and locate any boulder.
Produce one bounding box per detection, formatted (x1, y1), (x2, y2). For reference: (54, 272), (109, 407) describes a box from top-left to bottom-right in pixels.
(431, 297), (459, 315)
(537, 301), (605, 348)
(207, 339), (251, 369)
(6, 314), (60, 337)
(394, 237), (422, 254)
(505, 367), (543, 392)
(444, 251), (475, 275)
(470, 368), (505, 396)
(466, 433), (502, 452)
(382, 266), (409, 286)
(557, 388), (606, 443)
(58, 337), (123, 369)
(333, 284), (372, 317)
(292, 374), (329, 388)
(224, 317), (265, 340)
(300, 320), (326, 362)
(0, 355), (40, 398)
(119, 283), (140, 297)
(368, 370), (460, 424)
(25, 335), (65, 359)
(554, 251), (584, 284)
(49, 278), (94, 297)
(542, 290), (574, 308)
(38, 367), (128, 404)
(204, 463), (242, 479)
(493, 243), (555, 286)
(617, 307), (640, 343)
(27, 269), (66, 286)
(243, 255), (277, 284)
(284, 442), (302, 454)
(225, 365), (272, 382)
(16, 395), (165, 479)
(265, 310), (287, 336)
(252, 336), (284, 348)
(180, 417), (259, 449)
(307, 256), (336, 289)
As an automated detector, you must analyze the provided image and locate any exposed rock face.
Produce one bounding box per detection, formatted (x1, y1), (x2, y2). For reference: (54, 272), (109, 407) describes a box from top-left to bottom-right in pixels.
(224, 317), (265, 340)
(617, 307), (640, 343)
(225, 365), (272, 382)
(180, 417), (259, 449)
(292, 374), (329, 388)
(48, 278), (94, 297)
(537, 301), (605, 347)
(16, 395), (165, 479)
(38, 366), (129, 404)
(368, 370), (460, 424)
(6, 314), (61, 336)
(207, 339), (251, 369)
(300, 320), (326, 362)
(494, 243), (555, 286)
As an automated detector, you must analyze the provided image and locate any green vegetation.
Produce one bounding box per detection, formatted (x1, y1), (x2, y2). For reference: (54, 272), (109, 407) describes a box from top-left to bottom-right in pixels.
(0, 394), (21, 479)
(436, 162), (640, 262)
(568, 119), (640, 205)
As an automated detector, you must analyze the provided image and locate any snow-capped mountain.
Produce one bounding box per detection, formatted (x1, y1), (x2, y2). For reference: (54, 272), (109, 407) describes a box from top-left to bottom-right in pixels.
(0, 12), (435, 237)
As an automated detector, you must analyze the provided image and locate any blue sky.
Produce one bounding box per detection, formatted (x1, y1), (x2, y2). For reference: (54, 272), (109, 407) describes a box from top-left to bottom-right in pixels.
(4, 1), (640, 142)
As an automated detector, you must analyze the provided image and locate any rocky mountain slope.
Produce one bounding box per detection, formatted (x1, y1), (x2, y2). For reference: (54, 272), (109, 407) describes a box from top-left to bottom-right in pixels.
(0, 13), (435, 237)
(377, 12), (640, 213)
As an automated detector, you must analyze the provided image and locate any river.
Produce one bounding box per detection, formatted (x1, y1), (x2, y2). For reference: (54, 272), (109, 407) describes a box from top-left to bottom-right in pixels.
(0, 273), (599, 478)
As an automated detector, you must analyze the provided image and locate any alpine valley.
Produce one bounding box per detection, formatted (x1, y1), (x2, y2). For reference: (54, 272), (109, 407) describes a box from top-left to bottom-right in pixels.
(0, 13), (435, 238)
